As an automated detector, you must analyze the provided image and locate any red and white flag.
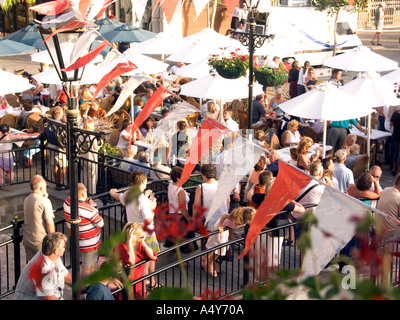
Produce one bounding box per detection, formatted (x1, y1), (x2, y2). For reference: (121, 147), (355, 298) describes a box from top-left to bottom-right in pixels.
(177, 118), (231, 190)
(238, 161), (312, 259)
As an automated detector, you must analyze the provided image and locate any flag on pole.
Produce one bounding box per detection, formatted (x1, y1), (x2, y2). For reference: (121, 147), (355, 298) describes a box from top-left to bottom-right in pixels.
(206, 135), (266, 225)
(30, 0), (72, 15)
(105, 74), (151, 117)
(300, 188), (371, 278)
(238, 161), (312, 259)
(177, 118), (231, 190)
(130, 85), (171, 136)
(193, 0), (209, 19)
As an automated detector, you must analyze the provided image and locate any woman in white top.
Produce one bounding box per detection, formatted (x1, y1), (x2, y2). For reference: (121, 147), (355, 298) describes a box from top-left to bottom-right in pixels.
(166, 166), (198, 252)
(296, 61), (310, 96)
(193, 164), (229, 231)
(0, 124), (39, 190)
(117, 118), (142, 156)
(281, 119), (301, 147)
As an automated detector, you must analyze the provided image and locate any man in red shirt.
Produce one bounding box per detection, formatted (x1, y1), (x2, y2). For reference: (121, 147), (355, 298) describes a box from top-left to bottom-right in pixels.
(64, 183), (104, 279)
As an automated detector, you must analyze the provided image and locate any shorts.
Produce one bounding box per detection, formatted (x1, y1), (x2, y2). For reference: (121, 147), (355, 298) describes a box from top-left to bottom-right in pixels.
(0, 155), (13, 172)
(81, 249), (99, 268)
(145, 235), (160, 253)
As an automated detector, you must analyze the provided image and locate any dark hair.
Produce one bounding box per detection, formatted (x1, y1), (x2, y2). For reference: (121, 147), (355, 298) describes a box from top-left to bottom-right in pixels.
(121, 118), (131, 131)
(201, 164), (217, 180)
(0, 124), (9, 134)
(170, 166), (183, 183)
(23, 99), (34, 111)
(356, 173), (373, 191)
(161, 108), (170, 116)
(254, 156), (266, 172)
(114, 86), (122, 94)
(321, 157), (333, 170)
(332, 68), (342, 76)
(259, 170), (273, 186)
(177, 120), (187, 131)
(140, 117), (154, 131)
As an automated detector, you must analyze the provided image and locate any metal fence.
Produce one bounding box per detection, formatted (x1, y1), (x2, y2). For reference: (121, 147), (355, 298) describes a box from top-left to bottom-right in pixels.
(357, 0), (400, 30)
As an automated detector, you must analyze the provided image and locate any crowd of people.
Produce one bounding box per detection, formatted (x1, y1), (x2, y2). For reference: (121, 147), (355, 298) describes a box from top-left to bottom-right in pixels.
(5, 42), (400, 300)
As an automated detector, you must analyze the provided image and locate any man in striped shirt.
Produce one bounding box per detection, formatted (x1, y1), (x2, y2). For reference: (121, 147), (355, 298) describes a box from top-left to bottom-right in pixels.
(64, 183), (104, 279)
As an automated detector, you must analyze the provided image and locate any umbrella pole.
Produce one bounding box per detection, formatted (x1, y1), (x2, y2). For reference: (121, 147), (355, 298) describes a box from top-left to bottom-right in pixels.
(323, 119), (327, 158)
(131, 92), (135, 120)
(367, 113), (371, 170)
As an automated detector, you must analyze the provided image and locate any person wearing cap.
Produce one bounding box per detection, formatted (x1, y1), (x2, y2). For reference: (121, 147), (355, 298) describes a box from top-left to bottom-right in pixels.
(150, 153), (171, 180)
(371, 2), (386, 46)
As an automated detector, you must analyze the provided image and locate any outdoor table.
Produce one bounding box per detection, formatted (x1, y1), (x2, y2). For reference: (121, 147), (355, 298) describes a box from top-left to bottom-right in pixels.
(261, 112), (283, 130)
(277, 143), (333, 163)
(0, 106), (50, 119)
(350, 126), (391, 164)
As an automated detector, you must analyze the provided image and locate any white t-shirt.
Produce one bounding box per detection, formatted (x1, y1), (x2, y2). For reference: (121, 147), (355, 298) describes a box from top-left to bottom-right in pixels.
(168, 183), (189, 214)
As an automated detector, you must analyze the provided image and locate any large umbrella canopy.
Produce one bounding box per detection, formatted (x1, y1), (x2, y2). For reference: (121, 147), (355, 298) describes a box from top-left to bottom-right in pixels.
(103, 24), (156, 43)
(179, 73), (264, 100)
(176, 58), (211, 79)
(94, 17), (124, 37)
(383, 68), (400, 83)
(180, 27), (240, 48)
(279, 82), (374, 121)
(166, 39), (225, 64)
(339, 71), (400, 108)
(124, 48), (169, 74)
(0, 38), (36, 56)
(4, 22), (45, 50)
(131, 32), (186, 55)
(279, 82), (375, 157)
(323, 45), (398, 72)
(0, 69), (34, 95)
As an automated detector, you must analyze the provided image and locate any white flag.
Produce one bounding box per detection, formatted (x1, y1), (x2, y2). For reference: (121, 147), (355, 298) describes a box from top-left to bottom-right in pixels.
(301, 188), (371, 278)
(131, 0), (148, 25)
(105, 73), (151, 117)
(193, 0), (209, 19)
(206, 136), (266, 225)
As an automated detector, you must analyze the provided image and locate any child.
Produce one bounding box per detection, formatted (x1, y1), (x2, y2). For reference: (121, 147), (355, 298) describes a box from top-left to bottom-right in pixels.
(23, 125), (40, 167)
(117, 222), (158, 299)
(202, 207), (255, 277)
(119, 145), (138, 171)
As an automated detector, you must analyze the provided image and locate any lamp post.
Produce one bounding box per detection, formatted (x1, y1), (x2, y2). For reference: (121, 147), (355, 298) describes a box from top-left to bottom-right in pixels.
(226, 7), (273, 130)
(38, 24), (103, 299)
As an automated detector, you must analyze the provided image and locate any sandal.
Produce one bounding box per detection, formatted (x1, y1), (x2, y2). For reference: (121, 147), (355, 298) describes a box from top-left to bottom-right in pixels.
(148, 283), (164, 290)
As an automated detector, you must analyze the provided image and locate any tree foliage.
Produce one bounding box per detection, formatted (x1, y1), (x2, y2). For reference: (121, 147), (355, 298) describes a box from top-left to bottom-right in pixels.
(0, 0), (36, 11)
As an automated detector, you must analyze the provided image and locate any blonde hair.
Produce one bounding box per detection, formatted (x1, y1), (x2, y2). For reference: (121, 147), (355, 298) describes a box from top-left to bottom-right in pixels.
(83, 118), (95, 131)
(230, 206), (255, 226)
(265, 177), (276, 195)
(287, 119), (299, 131)
(298, 136), (313, 154)
(122, 222), (145, 246)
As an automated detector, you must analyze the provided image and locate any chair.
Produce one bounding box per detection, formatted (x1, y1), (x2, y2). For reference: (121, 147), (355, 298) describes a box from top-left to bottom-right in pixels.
(1, 113), (19, 128)
(237, 110), (248, 129)
(25, 112), (42, 129)
(115, 109), (131, 130)
(5, 94), (20, 108)
(185, 97), (200, 109)
(301, 126), (319, 143)
(356, 136), (367, 155)
(265, 128), (281, 149)
(108, 129), (120, 147)
(352, 154), (369, 180)
(99, 97), (112, 112)
(185, 112), (199, 127)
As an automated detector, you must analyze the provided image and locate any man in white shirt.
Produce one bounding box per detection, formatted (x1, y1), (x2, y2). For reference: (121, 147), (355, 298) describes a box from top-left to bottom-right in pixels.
(333, 149), (355, 193)
(223, 107), (239, 133)
(48, 83), (63, 107)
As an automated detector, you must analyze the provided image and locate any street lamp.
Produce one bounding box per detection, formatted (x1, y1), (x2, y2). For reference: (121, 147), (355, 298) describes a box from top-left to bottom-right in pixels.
(38, 24), (94, 299)
(226, 7), (273, 130)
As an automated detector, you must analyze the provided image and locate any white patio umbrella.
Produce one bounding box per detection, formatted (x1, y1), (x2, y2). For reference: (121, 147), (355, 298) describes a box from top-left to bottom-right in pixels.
(176, 58), (211, 79)
(123, 48), (169, 74)
(179, 73), (264, 100)
(383, 68), (400, 83)
(131, 32), (185, 55)
(323, 45), (398, 72)
(180, 27), (240, 48)
(0, 69), (34, 95)
(166, 39), (225, 64)
(339, 71), (400, 167)
(278, 82), (375, 157)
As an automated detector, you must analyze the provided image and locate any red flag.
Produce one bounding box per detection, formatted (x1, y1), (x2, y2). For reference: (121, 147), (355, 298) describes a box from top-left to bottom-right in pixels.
(161, 0), (181, 24)
(41, 19), (89, 44)
(92, 61), (137, 104)
(78, 0), (91, 16)
(237, 161), (312, 259)
(224, 0), (240, 17)
(30, 0), (72, 15)
(97, 0), (112, 19)
(61, 38), (111, 72)
(130, 85), (171, 136)
(177, 118), (231, 190)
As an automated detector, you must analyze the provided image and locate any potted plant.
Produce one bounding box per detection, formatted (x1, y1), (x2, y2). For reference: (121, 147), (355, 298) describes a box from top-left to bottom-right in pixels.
(208, 49), (249, 79)
(99, 143), (122, 166)
(254, 63), (289, 87)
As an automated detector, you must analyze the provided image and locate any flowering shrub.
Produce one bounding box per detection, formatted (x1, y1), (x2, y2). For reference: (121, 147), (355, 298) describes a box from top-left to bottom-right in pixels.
(254, 63), (289, 87)
(208, 49), (250, 78)
(394, 82), (400, 99)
